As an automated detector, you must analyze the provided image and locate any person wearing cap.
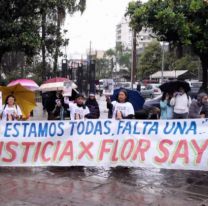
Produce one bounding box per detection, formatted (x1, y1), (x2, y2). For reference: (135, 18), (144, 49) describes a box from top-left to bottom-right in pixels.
(85, 93), (100, 119)
(189, 92), (208, 118)
(64, 94), (90, 120)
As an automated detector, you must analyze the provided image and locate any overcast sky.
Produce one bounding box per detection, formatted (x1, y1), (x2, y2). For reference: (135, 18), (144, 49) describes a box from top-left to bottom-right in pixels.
(64, 0), (132, 59)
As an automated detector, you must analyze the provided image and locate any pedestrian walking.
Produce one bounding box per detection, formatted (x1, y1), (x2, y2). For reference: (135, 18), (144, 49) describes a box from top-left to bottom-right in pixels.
(85, 93), (100, 119)
(106, 89), (134, 120)
(160, 92), (173, 119)
(189, 92), (208, 118)
(170, 86), (191, 119)
(64, 94), (90, 120)
(0, 95), (22, 121)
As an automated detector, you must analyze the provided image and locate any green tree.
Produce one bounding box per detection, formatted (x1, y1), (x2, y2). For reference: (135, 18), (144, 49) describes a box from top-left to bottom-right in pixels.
(127, 0), (208, 90)
(52, 0), (86, 75)
(138, 40), (199, 79)
(138, 40), (162, 79)
(39, 0), (86, 80)
(0, 0), (42, 82)
(0, 0), (41, 63)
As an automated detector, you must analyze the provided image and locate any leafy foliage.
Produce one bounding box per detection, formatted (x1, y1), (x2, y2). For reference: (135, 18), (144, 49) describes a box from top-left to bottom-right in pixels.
(127, 0), (208, 90)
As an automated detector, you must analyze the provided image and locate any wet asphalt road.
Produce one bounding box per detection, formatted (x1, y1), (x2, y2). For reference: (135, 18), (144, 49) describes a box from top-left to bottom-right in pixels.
(1, 96), (208, 206)
(1, 167), (208, 206)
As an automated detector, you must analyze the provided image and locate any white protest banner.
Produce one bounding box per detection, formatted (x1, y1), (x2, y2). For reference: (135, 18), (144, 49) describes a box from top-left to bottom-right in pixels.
(0, 91), (2, 110)
(103, 79), (114, 95)
(63, 81), (72, 96)
(0, 119), (208, 170)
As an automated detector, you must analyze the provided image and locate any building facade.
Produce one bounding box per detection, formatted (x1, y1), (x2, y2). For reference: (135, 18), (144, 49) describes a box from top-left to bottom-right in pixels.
(116, 17), (153, 51)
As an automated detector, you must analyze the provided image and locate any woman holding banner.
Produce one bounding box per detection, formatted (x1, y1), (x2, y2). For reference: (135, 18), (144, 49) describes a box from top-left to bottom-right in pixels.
(0, 95), (22, 121)
(64, 94), (90, 120)
(106, 89), (135, 120)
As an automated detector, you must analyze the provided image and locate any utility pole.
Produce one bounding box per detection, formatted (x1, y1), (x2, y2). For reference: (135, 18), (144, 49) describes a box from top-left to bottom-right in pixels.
(131, 30), (137, 90)
(161, 41), (165, 83)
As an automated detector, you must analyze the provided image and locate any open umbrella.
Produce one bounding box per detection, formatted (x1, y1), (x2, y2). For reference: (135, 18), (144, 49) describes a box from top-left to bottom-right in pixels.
(159, 80), (191, 93)
(111, 88), (145, 111)
(8, 79), (39, 91)
(0, 84), (36, 118)
(40, 77), (77, 92)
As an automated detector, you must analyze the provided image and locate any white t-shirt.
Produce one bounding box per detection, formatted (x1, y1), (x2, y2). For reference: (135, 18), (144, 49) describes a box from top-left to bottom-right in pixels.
(170, 93), (192, 114)
(111, 101), (135, 119)
(64, 98), (90, 120)
(0, 104), (22, 121)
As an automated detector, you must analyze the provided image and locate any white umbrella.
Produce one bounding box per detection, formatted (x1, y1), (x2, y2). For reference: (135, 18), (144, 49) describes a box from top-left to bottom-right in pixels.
(39, 81), (77, 92)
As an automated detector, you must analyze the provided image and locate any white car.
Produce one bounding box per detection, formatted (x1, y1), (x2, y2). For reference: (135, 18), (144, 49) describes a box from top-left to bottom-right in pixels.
(141, 83), (161, 99)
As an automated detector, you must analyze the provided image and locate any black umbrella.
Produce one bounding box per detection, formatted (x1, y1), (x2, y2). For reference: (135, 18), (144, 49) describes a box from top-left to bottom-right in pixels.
(159, 81), (191, 93)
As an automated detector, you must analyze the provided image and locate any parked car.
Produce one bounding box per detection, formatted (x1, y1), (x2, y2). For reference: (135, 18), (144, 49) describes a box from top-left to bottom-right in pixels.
(187, 81), (202, 99)
(140, 84), (161, 99)
(114, 82), (138, 90)
(143, 95), (161, 110)
(143, 95), (162, 118)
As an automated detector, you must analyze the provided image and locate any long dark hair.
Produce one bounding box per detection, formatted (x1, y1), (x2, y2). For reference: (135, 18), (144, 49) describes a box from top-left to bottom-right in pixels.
(117, 89), (128, 103)
(5, 95), (16, 105)
(161, 92), (167, 101)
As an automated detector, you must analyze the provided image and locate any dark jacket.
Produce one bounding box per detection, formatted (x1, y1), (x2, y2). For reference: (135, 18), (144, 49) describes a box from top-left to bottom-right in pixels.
(201, 102), (208, 118)
(188, 99), (202, 118)
(85, 99), (100, 119)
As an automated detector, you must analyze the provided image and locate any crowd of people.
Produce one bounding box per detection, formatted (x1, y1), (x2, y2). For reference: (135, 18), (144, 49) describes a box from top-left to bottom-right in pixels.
(159, 87), (208, 120)
(1, 86), (208, 121)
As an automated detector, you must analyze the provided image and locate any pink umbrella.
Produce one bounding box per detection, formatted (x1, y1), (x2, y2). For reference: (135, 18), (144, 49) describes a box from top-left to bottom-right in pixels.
(44, 77), (68, 83)
(8, 79), (39, 91)
(40, 77), (77, 92)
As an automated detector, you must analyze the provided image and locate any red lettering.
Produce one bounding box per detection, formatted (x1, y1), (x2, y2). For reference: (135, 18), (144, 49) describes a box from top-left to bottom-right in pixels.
(0, 142), (3, 156)
(171, 140), (189, 164)
(121, 139), (134, 161)
(59, 141), (73, 161)
(2, 141), (18, 163)
(22, 142), (35, 163)
(154, 139), (173, 163)
(191, 139), (208, 164)
(41, 141), (54, 162)
(132, 139), (150, 161)
(53, 141), (61, 161)
(34, 142), (42, 162)
(111, 140), (119, 161)
(78, 142), (93, 160)
(99, 139), (114, 161)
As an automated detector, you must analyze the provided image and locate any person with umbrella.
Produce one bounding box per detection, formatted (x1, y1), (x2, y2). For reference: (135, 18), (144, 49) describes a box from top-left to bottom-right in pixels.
(0, 84), (36, 120)
(0, 95), (22, 121)
(85, 93), (100, 119)
(106, 89), (135, 120)
(64, 94), (90, 120)
(170, 86), (192, 119)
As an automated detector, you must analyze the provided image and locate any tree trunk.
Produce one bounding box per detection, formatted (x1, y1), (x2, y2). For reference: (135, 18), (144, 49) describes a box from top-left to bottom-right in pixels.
(53, 7), (61, 76)
(0, 52), (3, 81)
(41, 10), (47, 81)
(176, 44), (183, 58)
(200, 54), (208, 92)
